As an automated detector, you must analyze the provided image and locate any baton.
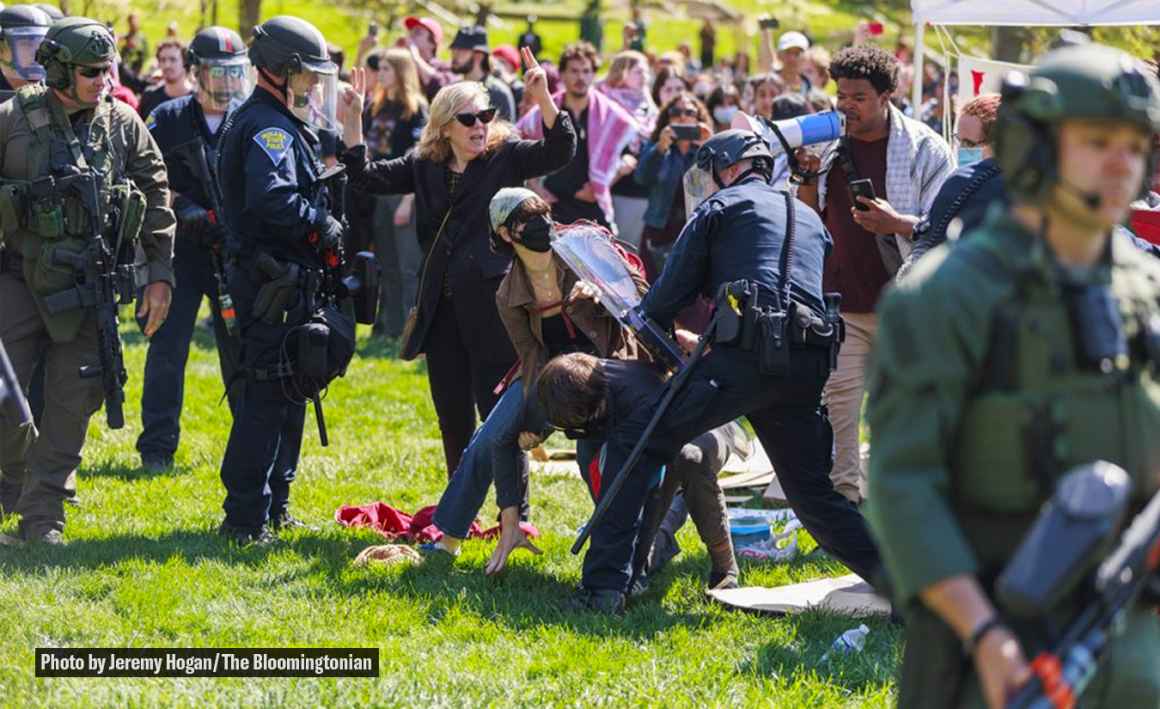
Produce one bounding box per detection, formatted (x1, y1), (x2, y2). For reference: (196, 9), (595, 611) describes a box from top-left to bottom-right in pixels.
(571, 318), (718, 555)
(0, 339), (32, 427)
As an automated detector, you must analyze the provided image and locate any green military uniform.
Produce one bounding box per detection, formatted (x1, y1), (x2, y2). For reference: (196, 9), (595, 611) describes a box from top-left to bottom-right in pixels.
(0, 18), (174, 541)
(866, 43), (1160, 709)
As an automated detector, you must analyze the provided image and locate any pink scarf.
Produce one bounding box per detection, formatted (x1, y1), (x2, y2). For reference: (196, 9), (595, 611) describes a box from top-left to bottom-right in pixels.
(517, 89), (640, 225)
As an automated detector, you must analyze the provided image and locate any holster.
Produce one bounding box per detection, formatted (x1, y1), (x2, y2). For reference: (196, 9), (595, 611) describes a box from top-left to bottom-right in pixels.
(755, 305), (791, 377)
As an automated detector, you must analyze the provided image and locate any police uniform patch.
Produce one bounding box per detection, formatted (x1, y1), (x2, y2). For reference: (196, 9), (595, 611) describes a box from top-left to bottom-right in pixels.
(145, 110), (157, 131)
(253, 127), (293, 165)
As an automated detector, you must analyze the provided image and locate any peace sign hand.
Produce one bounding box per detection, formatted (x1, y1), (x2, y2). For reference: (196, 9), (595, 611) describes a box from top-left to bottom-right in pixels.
(341, 67), (367, 148)
(522, 46), (549, 103)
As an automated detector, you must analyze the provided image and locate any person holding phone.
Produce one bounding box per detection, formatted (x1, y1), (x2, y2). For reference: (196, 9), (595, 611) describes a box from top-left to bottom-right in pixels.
(634, 91), (712, 280)
(794, 45), (952, 506)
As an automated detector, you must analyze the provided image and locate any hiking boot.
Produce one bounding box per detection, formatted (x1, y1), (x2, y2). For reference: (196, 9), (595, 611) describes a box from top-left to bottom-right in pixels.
(218, 521), (276, 546)
(269, 511), (316, 532)
(568, 588), (627, 615)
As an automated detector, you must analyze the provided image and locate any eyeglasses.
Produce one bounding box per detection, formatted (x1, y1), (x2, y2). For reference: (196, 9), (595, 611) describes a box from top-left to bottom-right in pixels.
(667, 106), (699, 118)
(77, 64), (112, 79)
(454, 107), (498, 127)
(952, 133), (986, 149)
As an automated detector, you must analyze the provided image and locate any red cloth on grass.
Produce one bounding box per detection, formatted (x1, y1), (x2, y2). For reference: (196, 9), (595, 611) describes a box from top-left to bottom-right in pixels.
(335, 503), (540, 542)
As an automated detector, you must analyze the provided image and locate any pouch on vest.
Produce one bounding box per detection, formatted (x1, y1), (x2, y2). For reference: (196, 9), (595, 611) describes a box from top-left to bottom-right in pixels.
(0, 183), (26, 239)
(292, 304), (355, 399)
(31, 196), (64, 240)
(112, 183), (147, 250)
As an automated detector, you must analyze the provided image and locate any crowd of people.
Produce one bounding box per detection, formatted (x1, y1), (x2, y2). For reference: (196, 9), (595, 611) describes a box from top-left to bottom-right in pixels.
(0, 6), (1159, 707)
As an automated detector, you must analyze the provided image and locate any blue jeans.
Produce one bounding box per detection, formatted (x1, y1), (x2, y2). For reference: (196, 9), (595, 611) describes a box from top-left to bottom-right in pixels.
(432, 379), (530, 538)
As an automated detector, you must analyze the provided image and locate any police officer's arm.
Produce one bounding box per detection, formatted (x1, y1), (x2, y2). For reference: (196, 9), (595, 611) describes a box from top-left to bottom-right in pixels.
(245, 130), (328, 235)
(639, 202), (716, 329)
(121, 104), (176, 286)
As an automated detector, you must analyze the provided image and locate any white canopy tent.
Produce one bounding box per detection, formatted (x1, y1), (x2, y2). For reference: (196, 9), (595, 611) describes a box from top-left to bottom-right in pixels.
(909, 0), (1160, 114)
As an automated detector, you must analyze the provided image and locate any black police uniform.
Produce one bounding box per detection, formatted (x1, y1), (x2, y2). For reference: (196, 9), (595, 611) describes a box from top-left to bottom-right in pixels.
(215, 86), (330, 532)
(584, 175), (883, 593)
(136, 95), (242, 464)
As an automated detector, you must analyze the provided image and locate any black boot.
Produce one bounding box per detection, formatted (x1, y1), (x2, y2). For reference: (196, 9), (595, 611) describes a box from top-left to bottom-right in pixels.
(568, 587), (627, 615)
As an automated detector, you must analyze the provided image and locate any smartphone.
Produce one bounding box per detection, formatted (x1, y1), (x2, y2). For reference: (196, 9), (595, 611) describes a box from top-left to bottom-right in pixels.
(758, 16), (780, 30)
(671, 124), (701, 142)
(849, 178), (877, 211)
(868, 21), (885, 36)
(368, 22), (379, 37)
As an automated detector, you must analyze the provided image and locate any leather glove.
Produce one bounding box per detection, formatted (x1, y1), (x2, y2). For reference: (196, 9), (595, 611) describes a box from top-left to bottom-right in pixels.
(316, 215), (344, 252)
(252, 255), (300, 325)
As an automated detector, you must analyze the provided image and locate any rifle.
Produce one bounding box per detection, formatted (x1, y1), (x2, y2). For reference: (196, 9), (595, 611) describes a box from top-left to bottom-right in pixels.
(0, 338), (31, 427)
(173, 138), (238, 336)
(39, 171), (134, 430)
(1000, 462), (1160, 709)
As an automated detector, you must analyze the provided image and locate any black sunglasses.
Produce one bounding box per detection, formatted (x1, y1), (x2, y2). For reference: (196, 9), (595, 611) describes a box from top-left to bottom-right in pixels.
(454, 107), (498, 127)
(77, 64), (112, 79)
(667, 106), (699, 118)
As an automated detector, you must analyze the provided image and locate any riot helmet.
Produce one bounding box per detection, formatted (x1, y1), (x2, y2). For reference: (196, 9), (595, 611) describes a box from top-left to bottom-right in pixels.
(995, 43), (1160, 205)
(683, 129), (774, 216)
(188, 26), (252, 113)
(36, 16), (117, 105)
(33, 4), (64, 20)
(249, 15), (338, 131)
(0, 5), (51, 83)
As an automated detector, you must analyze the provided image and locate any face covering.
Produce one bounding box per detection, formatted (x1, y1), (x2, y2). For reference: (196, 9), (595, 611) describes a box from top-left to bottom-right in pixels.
(957, 146), (984, 167)
(713, 105), (738, 125)
(517, 216), (553, 253)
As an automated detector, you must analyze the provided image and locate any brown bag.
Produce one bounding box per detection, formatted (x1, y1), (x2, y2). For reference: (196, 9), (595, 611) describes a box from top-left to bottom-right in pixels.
(399, 210), (452, 361)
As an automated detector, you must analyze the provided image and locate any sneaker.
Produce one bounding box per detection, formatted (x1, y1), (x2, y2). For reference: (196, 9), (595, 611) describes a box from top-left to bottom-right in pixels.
(140, 455), (174, 474)
(218, 521), (276, 546)
(25, 528), (64, 546)
(568, 588), (627, 615)
(269, 512), (316, 532)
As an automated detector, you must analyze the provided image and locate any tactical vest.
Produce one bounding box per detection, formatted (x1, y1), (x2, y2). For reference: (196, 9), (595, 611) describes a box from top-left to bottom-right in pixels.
(0, 85), (145, 341)
(951, 235), (1160, 573)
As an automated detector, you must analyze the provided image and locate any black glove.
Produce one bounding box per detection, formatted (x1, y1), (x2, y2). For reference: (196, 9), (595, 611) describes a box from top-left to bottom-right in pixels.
(252, 255), (301, 325)
(316, 215), (344, 252)
(204, 221), (231, 248)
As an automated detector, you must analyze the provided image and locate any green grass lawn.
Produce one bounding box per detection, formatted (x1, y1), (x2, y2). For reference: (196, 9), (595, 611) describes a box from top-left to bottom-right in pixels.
(0, 315), (901, 706)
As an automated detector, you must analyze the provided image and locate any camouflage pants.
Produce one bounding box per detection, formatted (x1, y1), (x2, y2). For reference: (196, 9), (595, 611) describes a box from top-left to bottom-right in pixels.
(0, 272), (102, 534)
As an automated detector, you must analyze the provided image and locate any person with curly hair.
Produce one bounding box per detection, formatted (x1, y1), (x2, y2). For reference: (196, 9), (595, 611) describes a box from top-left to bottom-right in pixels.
(795, 44), (953, 506)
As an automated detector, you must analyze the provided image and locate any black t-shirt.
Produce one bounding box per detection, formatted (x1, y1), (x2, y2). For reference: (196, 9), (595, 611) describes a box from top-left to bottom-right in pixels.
(542, 312), (596, 357)
(138, 85), (186, 120)
(544, 107), (589, 199)
(362, 99), (428, 160)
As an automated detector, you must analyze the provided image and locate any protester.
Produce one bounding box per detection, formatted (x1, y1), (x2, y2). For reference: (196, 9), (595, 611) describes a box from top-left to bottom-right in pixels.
(137, 39), (193, 118)
(518, 41), (639, 230)
(118, 11), (149, 92)
(651, 65), (688, 112)
(362, 48), (428, 340)
(698, 18), (715, 70)
(600, 49), (657, 251)
(517, 16), (542, 58)
(795, 45), (954, 505)
(635, 91), (712, 280)
(401, 15), (452, 102)
(803, 45), (831, 91)
(749, 72), (785, 121)
(775, 31), (812, 95)
(706, 84), (742, 133)
(491, 44), (524, 107)
(340, 48), (576, 477)
(449, 25), (515, 121)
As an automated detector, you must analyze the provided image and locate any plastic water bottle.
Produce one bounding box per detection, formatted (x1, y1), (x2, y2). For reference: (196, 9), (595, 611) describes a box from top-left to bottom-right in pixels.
(821, 624), (870, 663)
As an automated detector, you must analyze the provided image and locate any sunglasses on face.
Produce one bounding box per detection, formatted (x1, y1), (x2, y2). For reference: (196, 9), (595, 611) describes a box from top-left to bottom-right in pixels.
(454, 107), (497, 127)
(667, 106), (699, 118)
(77, 64), (112, 79)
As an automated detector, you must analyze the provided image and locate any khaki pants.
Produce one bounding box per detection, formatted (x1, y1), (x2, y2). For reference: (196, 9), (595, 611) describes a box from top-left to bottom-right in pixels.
(0, 272), (102, 534)
(823, 311), (877, 504)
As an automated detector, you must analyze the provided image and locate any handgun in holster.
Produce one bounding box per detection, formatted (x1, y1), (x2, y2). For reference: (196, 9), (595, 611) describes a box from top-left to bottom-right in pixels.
(712, 279), (750, 346)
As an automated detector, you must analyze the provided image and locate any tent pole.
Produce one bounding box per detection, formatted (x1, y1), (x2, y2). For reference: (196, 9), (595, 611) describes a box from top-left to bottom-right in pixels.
(912, 22), (926, 118)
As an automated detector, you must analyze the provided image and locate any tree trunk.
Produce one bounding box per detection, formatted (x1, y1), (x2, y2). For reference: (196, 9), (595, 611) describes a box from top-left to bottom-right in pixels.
(239, 0), (261, 41)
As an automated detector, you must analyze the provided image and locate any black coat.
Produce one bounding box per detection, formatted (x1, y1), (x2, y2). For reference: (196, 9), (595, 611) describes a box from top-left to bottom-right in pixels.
(341, 113), (576, 358)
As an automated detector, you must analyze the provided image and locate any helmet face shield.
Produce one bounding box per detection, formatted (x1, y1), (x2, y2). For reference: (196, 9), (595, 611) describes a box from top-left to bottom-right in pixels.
(288, 67), (338, 132)
(683, 164), (720, 220)
(196, 57), (254, 112)
(3, 26), (48, 81)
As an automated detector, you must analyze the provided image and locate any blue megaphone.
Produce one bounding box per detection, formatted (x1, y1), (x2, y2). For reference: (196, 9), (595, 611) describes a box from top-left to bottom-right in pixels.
(759, 111), (845, 154)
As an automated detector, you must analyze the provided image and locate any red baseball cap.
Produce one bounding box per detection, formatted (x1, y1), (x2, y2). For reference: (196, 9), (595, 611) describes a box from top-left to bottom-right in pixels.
(492, 45), (520, 71)
(403, 16), (443, 46)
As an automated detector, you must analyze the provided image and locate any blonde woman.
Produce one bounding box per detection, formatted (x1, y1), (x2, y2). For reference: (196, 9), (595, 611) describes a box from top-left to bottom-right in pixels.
(340, 48), (576, 476)
(362, 48), (428, 338)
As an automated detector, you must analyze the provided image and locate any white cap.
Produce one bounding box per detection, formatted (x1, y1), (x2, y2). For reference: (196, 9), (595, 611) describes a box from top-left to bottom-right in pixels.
(778, 31), (810, 52)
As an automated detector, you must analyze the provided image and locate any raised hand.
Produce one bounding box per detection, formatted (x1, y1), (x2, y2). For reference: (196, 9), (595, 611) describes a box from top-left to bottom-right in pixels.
(342, 67), (366, 148)
(521, 46), (547, 102)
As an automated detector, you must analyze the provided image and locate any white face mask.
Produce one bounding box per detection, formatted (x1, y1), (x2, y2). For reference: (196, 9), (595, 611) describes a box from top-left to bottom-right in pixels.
(713, 105), (738, 125)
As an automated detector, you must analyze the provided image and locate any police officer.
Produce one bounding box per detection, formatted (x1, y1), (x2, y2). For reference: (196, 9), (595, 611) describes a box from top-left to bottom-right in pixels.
(0, 5), (51, 98)
(866, 44), (1160, 708)
(135, 26), (253, 472)
(214, 16), (344, 544)
(0, 17), (175, 545)
(557, 129), (882, 610)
